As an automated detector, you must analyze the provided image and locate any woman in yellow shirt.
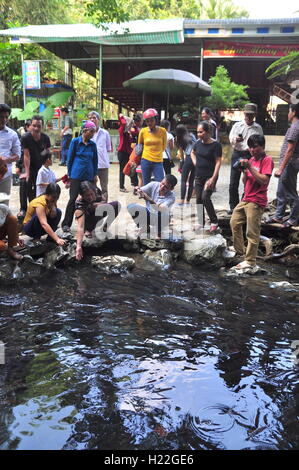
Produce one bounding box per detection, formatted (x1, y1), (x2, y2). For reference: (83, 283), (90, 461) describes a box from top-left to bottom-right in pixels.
(138, 109), (167, 185)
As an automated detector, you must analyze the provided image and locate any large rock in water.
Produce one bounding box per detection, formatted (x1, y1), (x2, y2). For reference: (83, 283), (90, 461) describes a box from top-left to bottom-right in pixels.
(183, 234), (227, 268)
(143, 249), (173, 268)
(0, 255), (49, 285)
(91, 255), (135, 274)
(42, 243), (77, 269)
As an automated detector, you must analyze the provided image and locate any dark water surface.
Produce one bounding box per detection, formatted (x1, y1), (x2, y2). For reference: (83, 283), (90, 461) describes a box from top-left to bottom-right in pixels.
(0, 257), (298, 450)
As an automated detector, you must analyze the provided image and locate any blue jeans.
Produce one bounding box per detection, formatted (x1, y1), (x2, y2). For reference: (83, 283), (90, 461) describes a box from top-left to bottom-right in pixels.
(24, 208), (62, 240)
(141, 159), (165, 186)
(61, 135), (72, 164)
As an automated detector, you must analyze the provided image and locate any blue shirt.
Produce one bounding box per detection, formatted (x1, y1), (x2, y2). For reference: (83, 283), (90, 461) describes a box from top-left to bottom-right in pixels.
(67, 136), (98, 181)
(0, 126), (21, 179)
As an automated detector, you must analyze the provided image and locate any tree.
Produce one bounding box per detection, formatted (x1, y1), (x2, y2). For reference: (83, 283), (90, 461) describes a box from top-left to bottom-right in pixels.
(83, 0), (249, 25)
(266, 52), (299, 80)
(0, 0), (72, 28)
(203, 65), (249, 109)
(201, 0), (248, 19)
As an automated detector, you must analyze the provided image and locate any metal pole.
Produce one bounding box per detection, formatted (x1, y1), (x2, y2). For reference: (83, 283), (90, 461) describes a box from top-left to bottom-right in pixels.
(99, 45), (102, 117)
(21, 47), (26, 108)
(200, 40), (204, 80)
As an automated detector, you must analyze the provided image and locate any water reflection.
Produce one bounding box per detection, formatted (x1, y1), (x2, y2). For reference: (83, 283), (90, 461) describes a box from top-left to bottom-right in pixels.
(0, 261), (298, 449)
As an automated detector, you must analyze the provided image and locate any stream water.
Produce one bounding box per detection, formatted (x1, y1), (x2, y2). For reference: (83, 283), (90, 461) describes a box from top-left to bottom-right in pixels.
(0, 256), (298, 450)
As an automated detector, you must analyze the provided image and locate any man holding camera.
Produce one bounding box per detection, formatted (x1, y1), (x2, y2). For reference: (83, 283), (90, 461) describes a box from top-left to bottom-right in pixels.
(230, 134), (274, 270)
(228, 103), (263, 213)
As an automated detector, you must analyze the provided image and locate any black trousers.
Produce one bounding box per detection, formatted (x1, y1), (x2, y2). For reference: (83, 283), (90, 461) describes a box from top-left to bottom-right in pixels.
(27, 169), (39, 202)
(229, 149), (251, 210)
(195, 176), (218, 226)
(19, 178), (28, 213)
(163, 159), (172, 176)
(62, 178), (84, 228)
(181, 155), (195, 202)
(118, 151), (138, 188)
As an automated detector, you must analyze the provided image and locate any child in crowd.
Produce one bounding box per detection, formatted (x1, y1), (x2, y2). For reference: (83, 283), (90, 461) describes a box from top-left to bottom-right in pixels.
(36, 153), (62, 197)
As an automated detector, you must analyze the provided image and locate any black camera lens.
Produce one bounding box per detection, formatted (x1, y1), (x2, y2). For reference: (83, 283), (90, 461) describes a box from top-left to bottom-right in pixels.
(233, 159), (242, 170)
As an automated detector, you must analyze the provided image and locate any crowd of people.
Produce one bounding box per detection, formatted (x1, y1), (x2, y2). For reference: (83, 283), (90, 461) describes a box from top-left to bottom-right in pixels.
(0, 100), (299, 271)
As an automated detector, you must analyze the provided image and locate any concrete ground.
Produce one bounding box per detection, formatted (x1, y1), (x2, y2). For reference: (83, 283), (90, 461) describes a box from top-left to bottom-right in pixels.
(6, 158), (283, 239)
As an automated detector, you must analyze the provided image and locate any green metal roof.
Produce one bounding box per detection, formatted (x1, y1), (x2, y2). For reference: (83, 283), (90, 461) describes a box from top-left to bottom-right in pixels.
(0, 19), (184, 45)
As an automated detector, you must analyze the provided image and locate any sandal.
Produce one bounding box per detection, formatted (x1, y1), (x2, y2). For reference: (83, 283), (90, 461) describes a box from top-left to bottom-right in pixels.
(266, 216), (283, 224)
(119, 188), (129, 193)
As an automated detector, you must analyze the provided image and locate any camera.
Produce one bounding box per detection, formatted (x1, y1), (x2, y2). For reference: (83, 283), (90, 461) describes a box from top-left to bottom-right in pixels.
(233, 159), (243, 170)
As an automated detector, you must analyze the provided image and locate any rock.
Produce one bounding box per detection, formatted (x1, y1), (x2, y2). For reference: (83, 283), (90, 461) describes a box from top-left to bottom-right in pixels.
(0, 256), (49, 285)
(143, 249), (173, 268)
(82, 235), (107, 249)
(91, 255), (135, 274)
(225, 264), (269, 277)
(24, 240), (49, 257)
(259, 235), (273, 256)
(140, 237), (183, 252)
(55, 228), (74, 241)
(183, 234), (227, 268)
(269, 281), (297, 291)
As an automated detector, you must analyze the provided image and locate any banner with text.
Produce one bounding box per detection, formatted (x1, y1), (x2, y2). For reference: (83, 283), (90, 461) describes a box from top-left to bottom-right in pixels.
(203, 41), (299, 58)
(22, 61), (41, 89)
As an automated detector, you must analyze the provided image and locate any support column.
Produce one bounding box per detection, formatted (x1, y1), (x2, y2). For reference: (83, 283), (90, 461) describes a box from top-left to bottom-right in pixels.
(21, 46), (26, 108)
(200, 40), (204, 80)
(99, 45), (102, 116)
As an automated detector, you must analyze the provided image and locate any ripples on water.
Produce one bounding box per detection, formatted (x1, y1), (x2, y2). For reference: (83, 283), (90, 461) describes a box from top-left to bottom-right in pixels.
(0, 256), (298, 450)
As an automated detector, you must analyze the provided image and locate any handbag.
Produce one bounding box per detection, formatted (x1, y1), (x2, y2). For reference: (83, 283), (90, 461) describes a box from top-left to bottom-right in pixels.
(123, 144), (143, 176)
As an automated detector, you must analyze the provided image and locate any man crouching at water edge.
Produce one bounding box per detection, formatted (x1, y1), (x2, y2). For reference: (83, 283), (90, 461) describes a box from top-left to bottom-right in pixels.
(75, 181), (121, 261)
(22, 183), (65, 245)
(127, 174), (177, 239)
(230, 134), (274, 270)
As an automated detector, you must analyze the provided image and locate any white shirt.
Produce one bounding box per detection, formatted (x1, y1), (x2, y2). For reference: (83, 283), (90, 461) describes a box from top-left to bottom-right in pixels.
(141, 181), (175, 215)
(0, 203), (11, 227)
(229, 120), (263, 152)
(36, 165), (57, 197)
(0, 126), (21, 179)
(92, 128), (112, 169)
(163, 131), (174, 160)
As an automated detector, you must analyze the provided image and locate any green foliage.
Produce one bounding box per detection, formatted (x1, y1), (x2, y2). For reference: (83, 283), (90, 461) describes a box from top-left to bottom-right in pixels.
(201, 0), (248, 19)
(266, 52), (299, 80)
(0, 0), (73, 28)
(12, 91), (74, 122)
(204, 65), (249, 110)
(47, 91), (74, 106)
(83, 0), (249, 24)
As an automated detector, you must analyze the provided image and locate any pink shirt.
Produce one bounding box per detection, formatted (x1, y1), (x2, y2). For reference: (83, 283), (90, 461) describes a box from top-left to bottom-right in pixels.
(243, 154), (274, 208)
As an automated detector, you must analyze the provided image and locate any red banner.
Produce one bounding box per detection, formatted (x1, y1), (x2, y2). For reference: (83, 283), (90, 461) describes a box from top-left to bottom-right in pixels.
(203, 40), (299, 58)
